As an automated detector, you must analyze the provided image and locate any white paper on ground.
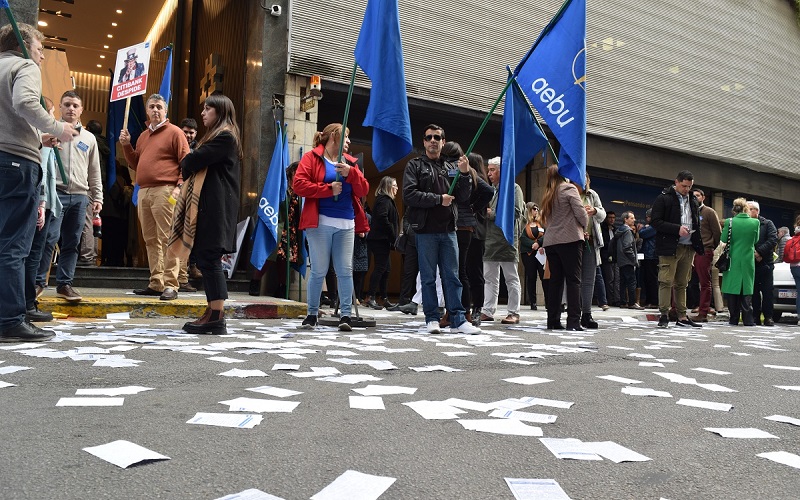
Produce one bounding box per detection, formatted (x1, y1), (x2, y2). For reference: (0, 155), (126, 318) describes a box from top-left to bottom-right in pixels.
(765, 414), (800, 427)
(271, 364), (300, 371)
(290, 367), (341, 378)
(349, 396), (385, 410)
(246, 386), (303, 398)
(0, 381), (16, 388)
(402, 400), (465, 420)
(106, 312), (131, 320)
(756, 451), (800, 469)
(515, 397), (574, 409)
(704, 427), (778, 438)
(351, 385), (417, 396)
(638, 362), (665, 367)
(502, 359), (539, 365)
(764, 364), (800, 371)
(676, 399), (733, 411)
(0, 366), (32, 374)
(92, 358), (142, 367)
(206, 356), (246, 364)
(75, 386), (153, 396)
(219, 397), (300, 413)
(653, 372), (697, 384)
(695, 383), (737, 393)
(57, 397), (124, 407)
(458, 419), (543, 436)
(596, 375), (642, 384)
(583, 441), (651, 463)
(186, 412), (263, 428)
(489, 409), (557, 424)
(215, 489), (286, 500)
(622, 387), (672, 398)
(219, 369), (268, 378)
(505, 478), (571, 500)
(538, 438), (603, 460)
(442, 398), (495, 412)
(503, 376), (553, 385)
(317, 374), (383, 384)
(692, 368), (731, 375)
(82, 440), (170, 468)
(310, 469), (395, 500)
(774, 385), (800, 391)
(409, 365), (462, 372)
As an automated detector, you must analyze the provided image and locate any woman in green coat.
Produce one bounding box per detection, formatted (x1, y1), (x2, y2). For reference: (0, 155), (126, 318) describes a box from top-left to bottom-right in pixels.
(721, 197), (760, 326)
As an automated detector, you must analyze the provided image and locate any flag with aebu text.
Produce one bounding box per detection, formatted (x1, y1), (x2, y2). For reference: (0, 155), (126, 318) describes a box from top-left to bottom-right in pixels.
(250, 124), (287, 270)
(496, 77), (549, 246)
(513, 0), (586, 188)
(353, 0), (413, 171)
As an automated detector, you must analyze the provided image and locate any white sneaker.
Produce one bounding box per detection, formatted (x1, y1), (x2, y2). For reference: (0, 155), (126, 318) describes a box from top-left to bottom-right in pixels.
(452, 321), (482, 335)
(426, 321), (441, 334)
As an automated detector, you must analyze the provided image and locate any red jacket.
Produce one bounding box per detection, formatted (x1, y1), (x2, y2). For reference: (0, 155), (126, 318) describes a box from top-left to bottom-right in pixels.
(294, 144), (370, 232)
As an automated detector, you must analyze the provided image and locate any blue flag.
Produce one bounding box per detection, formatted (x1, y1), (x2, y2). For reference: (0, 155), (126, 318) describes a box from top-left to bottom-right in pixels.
(1, 1), (10, 9)
(250, 124), (287, 270)
(353, 0), (412, 171)
(513, 0), (586, 188)
(158, 45), (173, 105)
(496, 78), (549, 246)
(106, 71), (147, 191)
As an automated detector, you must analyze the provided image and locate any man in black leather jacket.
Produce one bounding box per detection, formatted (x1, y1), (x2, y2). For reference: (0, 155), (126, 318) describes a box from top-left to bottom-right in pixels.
(747, 201), (778, 326)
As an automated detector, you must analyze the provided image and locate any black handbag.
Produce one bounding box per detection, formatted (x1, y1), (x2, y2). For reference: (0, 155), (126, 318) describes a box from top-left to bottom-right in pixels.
(394, 233), (408, 254)
(715, 218), (732, 272)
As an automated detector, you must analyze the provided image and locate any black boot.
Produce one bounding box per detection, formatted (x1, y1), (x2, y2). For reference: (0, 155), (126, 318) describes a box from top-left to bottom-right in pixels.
(183, 308), (226, 335)
(581, 313), (599, 329)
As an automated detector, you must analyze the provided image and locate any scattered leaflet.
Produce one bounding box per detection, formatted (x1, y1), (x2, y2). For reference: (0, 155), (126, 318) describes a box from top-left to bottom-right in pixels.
(83, 440), (170, 469)
(622, 387), (672, 398)
(503, 376), (553, 385)
(489, 409), (557, 424)
(676, 399), (732, 411)
(756, 451), (800, 469)
(186, 412), (263, 428)
(764, 415), (800, 427)
(704, 428), (778, 439)
(458, 419), (543, 436)
(215, 489), (286, 500)
(505, 478), (571, 500)
(310, 470), (395, 500)
(219, 369), (269, 378)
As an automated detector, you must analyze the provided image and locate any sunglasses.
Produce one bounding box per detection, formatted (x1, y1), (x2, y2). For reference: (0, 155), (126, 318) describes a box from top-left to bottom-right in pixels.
(424, 134), (442, 142)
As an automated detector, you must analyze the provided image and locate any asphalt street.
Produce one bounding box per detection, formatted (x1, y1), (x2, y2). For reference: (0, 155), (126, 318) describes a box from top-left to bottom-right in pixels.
(1, 307), (799, 500)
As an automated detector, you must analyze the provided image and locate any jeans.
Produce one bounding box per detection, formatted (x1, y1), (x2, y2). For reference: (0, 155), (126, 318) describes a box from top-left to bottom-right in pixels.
(545, 241), (583, 329)
(54, 192), (89, 286)
(0, 152), (40, 328)
(791, 266), (800, 317)
(752, 264), (774, 322)
(620, 265), (637, 305)
(306, 224), (354, 317)
(658, 245), (695, 317)
(25, 210), (53, 310)
(580, 244), (598, 313)
(482, 261), (521, 317)
(37, 209), (61, 286)
(416, 232), (465, 326)
(593, 266), (607, 306)
(694, 248), (714, 315)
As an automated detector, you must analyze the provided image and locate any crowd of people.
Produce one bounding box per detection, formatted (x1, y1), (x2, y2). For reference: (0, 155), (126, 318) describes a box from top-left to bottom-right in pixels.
(292, 122), (799, 335)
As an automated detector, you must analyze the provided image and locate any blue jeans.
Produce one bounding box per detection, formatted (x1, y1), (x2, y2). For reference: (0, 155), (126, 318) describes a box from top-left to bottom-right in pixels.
(0, 152), (40, 328)
(36, 209), (60, 286)
(791, 266), (800, 317)
(53, 192), (89, 287)
(25, 209), (54, 309)
(593, 266), (607, 306)
(306, 224), (354, 317)
(416, 232), (466, 326)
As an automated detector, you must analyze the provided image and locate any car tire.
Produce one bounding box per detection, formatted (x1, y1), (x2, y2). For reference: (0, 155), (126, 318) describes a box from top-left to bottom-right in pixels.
(772, 311), (783, 323)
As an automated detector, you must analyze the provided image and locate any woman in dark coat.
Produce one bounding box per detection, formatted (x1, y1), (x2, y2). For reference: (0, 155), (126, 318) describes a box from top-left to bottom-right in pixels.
(180, 94), (241, 334)
(365, 176), (399, 309)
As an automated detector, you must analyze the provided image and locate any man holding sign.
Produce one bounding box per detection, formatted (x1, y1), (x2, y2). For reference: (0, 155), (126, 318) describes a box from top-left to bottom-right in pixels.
(0, 23), (77, 342)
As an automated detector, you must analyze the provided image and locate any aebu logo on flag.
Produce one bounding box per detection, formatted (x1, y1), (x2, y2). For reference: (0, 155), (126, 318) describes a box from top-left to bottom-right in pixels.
(527, 47), (585, 129)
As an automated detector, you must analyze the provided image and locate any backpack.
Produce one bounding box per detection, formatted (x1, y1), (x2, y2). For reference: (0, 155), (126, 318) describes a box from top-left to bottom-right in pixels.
(784, 236), (800, 264)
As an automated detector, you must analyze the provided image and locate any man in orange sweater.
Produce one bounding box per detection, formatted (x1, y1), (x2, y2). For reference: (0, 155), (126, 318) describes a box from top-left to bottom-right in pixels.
(120, 94), (190, 300)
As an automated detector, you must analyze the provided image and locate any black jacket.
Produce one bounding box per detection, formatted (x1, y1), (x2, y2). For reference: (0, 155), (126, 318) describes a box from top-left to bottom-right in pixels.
(456, 170), (494, 228)
(402, 154), (471, 233)
(180, 132), (241, 253)
(650, 185), (704, 256)
(754, 215), (778, 268)
(367, 193), (399, 242)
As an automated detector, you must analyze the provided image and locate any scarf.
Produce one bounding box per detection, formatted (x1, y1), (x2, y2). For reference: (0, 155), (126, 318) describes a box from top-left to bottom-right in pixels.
(168, 168), (207, 261)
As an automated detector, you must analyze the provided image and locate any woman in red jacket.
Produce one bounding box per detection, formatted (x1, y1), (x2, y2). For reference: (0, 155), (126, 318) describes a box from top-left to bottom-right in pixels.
(293, 123), (369, 331)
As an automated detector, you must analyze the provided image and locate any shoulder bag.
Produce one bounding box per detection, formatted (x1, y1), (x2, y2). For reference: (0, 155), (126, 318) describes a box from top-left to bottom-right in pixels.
(715, 218), (732, 272)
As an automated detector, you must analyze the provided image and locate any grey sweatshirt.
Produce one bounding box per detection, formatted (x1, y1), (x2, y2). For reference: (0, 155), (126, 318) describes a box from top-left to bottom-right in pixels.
(55, 123), (102, 202)
(0, 51), (64, 163)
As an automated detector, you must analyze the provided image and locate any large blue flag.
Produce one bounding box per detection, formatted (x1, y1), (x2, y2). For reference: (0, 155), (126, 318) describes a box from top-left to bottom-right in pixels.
(496, 78), (550, 246)
(106, 70), (147, 191)
(353, 0), (412, 171)
(513, 0), (586, 188)
(158, 45), (173, 105)
(250, 124), (287, 270)
(282, 133), (308, 278)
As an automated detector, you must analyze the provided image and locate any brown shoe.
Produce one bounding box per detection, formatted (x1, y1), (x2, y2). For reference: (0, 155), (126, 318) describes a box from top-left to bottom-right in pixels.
(178, 282), (197, 292)
(629, 303), (645, 310)
(501, 313), (520, 324)
(183, 308), (226, 335)
(134, 287), (162, 296)
(188, 264), (203, 280)
(479, 313), (494, 322)
(690, 314), (709, 323)
(160, 288), (178, 301)
(439, 312), (450, 328)
(56, 284), (82, 302)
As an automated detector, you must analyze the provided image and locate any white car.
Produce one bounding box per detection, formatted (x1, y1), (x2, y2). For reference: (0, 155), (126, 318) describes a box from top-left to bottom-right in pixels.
(772, 262), (797, 322)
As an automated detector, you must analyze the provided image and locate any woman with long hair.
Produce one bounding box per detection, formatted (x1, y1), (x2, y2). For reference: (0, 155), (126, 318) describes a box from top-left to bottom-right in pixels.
(179, 94), (242, 334)
(465, 152), (493, 319)
(293, 123), (370, 331)
(721, 197), (760, 326)
(540, 165), (588, 330)
(519, 201), (547, 310)
(365, 176), (399, 309)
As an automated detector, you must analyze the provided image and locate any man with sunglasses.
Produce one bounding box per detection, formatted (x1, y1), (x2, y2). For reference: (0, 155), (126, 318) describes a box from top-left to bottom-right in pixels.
(402, 125), (481, 334)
